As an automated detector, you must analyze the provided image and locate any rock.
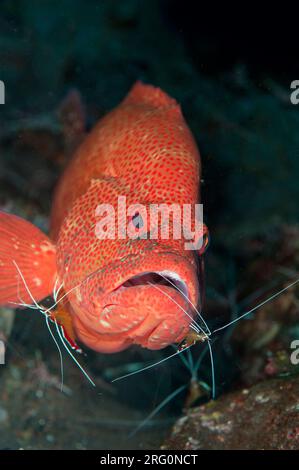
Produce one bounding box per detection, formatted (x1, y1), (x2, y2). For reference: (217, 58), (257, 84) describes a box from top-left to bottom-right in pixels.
(163, 376), (299, 450)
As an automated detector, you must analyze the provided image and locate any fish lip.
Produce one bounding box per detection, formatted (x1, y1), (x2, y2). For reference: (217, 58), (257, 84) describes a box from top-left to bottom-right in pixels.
(113, 270), (189, 298)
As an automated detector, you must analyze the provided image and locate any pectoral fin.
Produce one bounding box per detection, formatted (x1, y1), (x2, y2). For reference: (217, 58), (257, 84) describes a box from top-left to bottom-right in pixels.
(0, 211), (57, 306)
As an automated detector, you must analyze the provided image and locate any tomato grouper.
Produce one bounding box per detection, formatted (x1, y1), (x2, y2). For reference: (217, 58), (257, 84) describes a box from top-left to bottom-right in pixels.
(0, 82), (208, 353)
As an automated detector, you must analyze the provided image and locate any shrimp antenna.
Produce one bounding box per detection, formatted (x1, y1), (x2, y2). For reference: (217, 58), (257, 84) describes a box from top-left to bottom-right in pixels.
(129, 384), (187, 438)
(12, 261), (95, 388)
(112, 345), (193, 383)
(207, 339), (215, 399)
(159, 273), (211, 335)
(12, 260), (45, 312)
(12, 260), (65, 387)
(130, 339), (217, 436)
(148, 282), (208, 338)
(212, 277), (299, 334)
(54, 322), (96, 388)
(45, 314), (64, 392)
(53, 277), (64, 303)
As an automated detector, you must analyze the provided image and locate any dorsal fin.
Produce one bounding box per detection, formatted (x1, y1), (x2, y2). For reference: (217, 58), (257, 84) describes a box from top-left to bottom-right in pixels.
(123, 81), (180, 111)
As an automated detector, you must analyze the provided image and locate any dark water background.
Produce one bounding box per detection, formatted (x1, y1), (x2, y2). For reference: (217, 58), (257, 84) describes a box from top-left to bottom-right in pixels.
(0, 0), (298, 449)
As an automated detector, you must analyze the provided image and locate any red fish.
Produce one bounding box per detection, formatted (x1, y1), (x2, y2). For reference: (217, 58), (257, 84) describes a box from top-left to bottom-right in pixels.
(0, 82), (208, 353)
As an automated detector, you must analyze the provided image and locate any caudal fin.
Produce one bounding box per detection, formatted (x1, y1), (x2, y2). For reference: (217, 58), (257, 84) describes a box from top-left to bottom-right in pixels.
(0, 211), (57, 306)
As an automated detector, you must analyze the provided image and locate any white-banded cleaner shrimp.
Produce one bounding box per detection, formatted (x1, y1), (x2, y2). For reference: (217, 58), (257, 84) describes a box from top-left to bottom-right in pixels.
(9, 260), (96, 389)
(112, 275), (299, 435)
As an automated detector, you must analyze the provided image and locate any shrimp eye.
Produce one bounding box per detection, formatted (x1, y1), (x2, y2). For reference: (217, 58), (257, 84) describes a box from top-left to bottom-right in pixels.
(132, 212), (143, 229)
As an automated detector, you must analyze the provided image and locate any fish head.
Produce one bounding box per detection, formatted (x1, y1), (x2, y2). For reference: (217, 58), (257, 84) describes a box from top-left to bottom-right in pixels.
(57, 181), (208, 353)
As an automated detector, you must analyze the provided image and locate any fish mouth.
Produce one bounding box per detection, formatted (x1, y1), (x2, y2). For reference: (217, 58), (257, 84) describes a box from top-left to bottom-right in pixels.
(74, 253), (199, 352)
(117, 270), (189, 298)
(93, 270), (193, 351)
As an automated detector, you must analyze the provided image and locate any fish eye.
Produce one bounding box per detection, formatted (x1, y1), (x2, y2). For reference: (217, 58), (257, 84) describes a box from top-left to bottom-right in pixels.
(131, 212), (143, 229)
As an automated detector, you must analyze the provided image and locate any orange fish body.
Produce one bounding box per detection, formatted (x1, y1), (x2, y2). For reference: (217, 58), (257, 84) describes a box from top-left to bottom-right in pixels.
(0, 82), (207, 353)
